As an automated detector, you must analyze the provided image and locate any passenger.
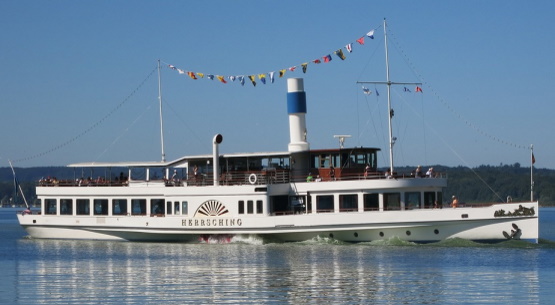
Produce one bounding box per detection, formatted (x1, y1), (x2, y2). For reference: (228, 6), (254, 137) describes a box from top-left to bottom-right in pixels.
(315, 175), (322, 182)
(364, 164), (370, 178)
(329, 166), (336, 181)
(415, 165), (422, 178)
(306, 172), (313, 182)
(385, 168), (392, 179)
(426, 167), (434, 178)
(171, 169), (178, 184)
(451, 195), (458, 208)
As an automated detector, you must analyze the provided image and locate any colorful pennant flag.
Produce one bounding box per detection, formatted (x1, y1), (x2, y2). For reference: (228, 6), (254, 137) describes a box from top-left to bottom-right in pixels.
(335, 49), (346, 60)
(301, 63), (308, 73)
(279, 69), (286, 77)
(269, 71), (275, 83)
(357, 37), (365, 45)
(404, 87), (411, 92)
(258, 73), (266, 84)
(367, 30), (375, 39)
(323, 55), (332, 63)
(239, 76), (245, 86)
(248, 75), (256, 86)
(313, 59), (321, 64)
(346, 43), (353, 53)
(187, 72), (197, 80)
(415, 86), (423, 93)
(362, 86), (371, 95)
(217, 75), (227, 84)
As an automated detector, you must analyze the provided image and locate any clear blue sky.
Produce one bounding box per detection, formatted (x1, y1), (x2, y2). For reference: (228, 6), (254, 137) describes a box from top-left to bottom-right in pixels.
(1, 1), (554, 169)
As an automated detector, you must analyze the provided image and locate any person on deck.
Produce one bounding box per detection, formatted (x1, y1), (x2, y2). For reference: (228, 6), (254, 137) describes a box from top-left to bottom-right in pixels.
(451, 195), (459, 208)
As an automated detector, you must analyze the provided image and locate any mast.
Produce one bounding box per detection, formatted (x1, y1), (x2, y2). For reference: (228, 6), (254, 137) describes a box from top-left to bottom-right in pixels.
(531, 144), (534, 201)
(357, 18), (421, 174)
(384, 19), (394, 174)
(9, 160), (29, 209)
(158, 59), (166, 162)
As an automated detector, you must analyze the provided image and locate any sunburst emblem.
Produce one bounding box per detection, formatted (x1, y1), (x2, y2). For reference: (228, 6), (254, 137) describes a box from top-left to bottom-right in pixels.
(195, 200), (229, 217)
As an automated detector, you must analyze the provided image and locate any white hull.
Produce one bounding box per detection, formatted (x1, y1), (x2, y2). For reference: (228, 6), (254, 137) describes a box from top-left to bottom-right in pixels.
(18, 202), (538, 243)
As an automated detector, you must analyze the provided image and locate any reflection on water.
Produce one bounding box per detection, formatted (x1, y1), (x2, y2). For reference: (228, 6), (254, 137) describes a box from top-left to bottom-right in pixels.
(12, 238), (546, 304)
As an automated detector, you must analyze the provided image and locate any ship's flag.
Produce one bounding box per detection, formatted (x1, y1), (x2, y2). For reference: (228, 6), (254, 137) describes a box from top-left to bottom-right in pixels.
(207, 74), (214, 80)
(346, 43), (353, 53)
(248, 75), (256, 86)
(313, 59), (321, 64)
(301, 63), (308, 73)
(239, 76), (245, 86)
(177, 69), (185, 75)
(279, 69), (286, 77)
(197, 72), (204, 78)
(362, 86), (371, 95)
(289, 66), (297, 72)
(217, 75), (227, 84)
(335, 49), (346, 60)
(258, 73), (266, 84)
(323, 54), (332, 63)
(187, 72), (197, 80)
(168, 65), (177, 70)
(229, 75), (236, 82)
(367, 29), (375, 39)
(269, 71), (275, 83)
(376, 89), (380, 96)
(416, 86), (423, 93)
(532, 153), (536, 164)
(404, 87), (411, 92)
(357, 36), (365, 45)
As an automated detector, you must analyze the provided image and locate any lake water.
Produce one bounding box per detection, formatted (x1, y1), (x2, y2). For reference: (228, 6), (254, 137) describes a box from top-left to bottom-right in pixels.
(1, 208), (554, 304)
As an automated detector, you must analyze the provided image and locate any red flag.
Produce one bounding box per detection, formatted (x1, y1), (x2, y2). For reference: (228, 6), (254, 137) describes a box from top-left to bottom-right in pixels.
(356, 37), (365, 45)
(416, 86), (423, 93)
(532, 153), (536, 164)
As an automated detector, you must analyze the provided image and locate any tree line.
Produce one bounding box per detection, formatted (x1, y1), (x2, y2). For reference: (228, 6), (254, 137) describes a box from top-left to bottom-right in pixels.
(1, 164), (553, 207)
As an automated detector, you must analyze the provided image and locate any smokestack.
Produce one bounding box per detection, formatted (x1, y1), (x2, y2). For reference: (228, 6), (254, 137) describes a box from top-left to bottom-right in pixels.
(212, 134), (223, 186)
(287, 78), (309, 152)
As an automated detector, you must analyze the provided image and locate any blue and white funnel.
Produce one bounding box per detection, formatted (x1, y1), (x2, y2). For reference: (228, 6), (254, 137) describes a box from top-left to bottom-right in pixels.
(287, 78), (310, 152)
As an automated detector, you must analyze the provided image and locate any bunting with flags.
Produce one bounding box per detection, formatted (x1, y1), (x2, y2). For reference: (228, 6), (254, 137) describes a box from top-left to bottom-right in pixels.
(165, 24), (381, 87)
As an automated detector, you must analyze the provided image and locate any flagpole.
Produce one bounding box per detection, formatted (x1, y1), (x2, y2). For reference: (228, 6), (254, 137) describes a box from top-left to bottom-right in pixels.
(530, 144), (534, 202)
(158, 59), (166, 162)
(9, 160), (29, 209)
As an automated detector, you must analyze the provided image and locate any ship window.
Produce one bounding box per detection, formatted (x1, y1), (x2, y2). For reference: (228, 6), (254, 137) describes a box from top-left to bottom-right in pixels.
(131, 199), (147, 215)
(238, 200), (245, 214)
(166, 201), (172, 215)
(384, 193), (401, 210)
(60, 199), (73, 215)
(174, 201), (180, 215)
(45, 199), (57, 215)
(93, 199), (109, 215)
(113, 199), (128, 215)
(364, 193), (379, 211)
(76, 199), (90, 215)
(181, 201), (188, 215)
(405, 192), (421, 210)
(247, 200), (254, 214)
(256, 200), (263, 214)
(339, 194), (358, 212)
(424, 192), (436, 209)
(151, 199), (165, 215)
(316, 195), (334, 213)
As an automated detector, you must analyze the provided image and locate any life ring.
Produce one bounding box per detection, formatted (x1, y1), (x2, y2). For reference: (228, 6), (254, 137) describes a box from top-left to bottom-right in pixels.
(248, 173), (257, 184)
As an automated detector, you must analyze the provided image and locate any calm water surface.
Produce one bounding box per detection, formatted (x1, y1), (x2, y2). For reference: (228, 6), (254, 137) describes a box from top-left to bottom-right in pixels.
(1, 208), (555, 304)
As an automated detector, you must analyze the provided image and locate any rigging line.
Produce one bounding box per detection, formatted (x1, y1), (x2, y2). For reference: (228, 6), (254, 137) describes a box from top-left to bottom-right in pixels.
(93, 103), (154, 163)
(162, 98), (205, 150)
(387, 30), (528, 150)
(396, 89), (506, 202)
(11, 66), (158, 164)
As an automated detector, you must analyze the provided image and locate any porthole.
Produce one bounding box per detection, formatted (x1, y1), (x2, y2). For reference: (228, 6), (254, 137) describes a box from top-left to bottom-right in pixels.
(434, 229), (439, 235)
(379, 232), (384, 237)
(329, 233), (334, 238)
(354, 232), (358, 238)
(406, 230), (411, 236)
